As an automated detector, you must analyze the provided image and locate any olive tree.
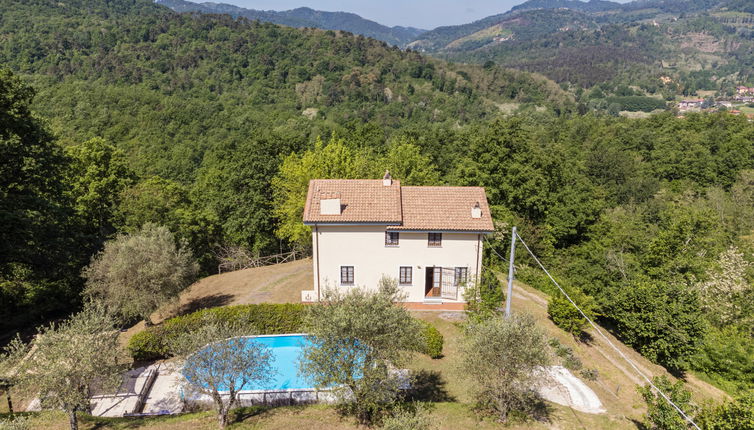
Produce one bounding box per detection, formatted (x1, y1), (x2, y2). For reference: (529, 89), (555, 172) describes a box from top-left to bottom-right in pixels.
(170, 316), (273, 429)
(83, 223), (198, 324)
(3, 304), (124, 430)
(459, 313), (550, 423)
(299, 277), (422, 425)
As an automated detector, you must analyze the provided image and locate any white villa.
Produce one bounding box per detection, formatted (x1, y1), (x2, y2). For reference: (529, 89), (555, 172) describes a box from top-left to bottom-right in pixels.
(302, 173), (494, 309)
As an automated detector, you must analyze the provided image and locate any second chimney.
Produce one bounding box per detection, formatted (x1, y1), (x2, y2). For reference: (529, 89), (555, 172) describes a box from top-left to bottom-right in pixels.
(383, 170), (392, 186)
(471, 202), (482, 219)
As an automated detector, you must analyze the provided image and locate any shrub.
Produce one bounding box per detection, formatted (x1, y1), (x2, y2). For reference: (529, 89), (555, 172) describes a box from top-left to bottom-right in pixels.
(698, 392), (754, 430)
(128, 330), (167, 361)
(549, 338), (582, 371)
(417, 321), (444, 359)
(580, 368), (599, 381)
(381, 403), (435, 430)
(638, 375), (695, 430)
(547, 291), (597, 337)
(127, 303), (307, 360)
(463, 268), (504, 321)
(0, 416), (30, 430)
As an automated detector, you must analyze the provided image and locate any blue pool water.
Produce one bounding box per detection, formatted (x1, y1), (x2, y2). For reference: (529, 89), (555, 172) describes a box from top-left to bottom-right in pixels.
(186, 334), (315, 391)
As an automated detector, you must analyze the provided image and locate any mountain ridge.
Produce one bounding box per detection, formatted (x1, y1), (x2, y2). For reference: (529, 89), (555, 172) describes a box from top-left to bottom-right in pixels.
(154, 0), (425, 47)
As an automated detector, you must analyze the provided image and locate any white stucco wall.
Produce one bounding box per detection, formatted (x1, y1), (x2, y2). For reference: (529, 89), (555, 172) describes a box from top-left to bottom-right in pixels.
(311, 225), (484, 303)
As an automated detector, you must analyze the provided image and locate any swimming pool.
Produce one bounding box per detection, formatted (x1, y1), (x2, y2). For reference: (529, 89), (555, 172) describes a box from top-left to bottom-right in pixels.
(184, 334), (315, 391)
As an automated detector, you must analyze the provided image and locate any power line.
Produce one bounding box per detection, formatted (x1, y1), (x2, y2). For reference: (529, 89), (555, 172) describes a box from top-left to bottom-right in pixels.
(484, 231), (701, 430)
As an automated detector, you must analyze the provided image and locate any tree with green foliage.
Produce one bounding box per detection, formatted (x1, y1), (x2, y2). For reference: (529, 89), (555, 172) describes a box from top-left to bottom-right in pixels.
(605, 280), (706, 371)
(459, 313), (550, 423)
(3, 304), (124, 430)
(380, 140), (441, 186)
(83, 224), (198, 325)
(299, 277), (422, 425)
(169, 315), (273, 429)
(65, 137), (135, 239)
(0, 69), (84, 332)
(463, 267), (504, 321)
(638, 376), (696, 430)
(272, 136), (374, 248)
(547, 289), (598, 337)
(698, 392), (754, 430)
(116, 177), (221, 273)
(695, 247), (753, 328)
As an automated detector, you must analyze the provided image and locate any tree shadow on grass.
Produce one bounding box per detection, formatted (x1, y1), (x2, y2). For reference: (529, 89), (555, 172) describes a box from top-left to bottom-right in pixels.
(404, 370), (455, 402)
(177, 293), (235, 316)
(232, 405), (271, 423)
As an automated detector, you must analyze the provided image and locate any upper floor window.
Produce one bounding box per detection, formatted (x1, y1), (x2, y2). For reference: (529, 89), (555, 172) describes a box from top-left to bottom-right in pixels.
(428, 232), (442, 247)
(385, 231), (399, 246)
(341, 266), (354, 285)
(454, 267), (468, 286)
(399, 266), (412, 285)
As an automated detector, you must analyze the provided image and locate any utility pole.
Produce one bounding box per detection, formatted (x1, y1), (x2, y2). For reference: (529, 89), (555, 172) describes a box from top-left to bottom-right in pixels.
(505, 226), (517, 318)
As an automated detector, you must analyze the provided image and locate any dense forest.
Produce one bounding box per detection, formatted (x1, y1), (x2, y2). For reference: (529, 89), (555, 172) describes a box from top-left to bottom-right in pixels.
(1, 0), (754, 404)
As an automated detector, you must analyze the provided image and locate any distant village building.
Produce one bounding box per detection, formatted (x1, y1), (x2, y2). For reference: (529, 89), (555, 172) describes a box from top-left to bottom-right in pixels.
(736, 86), (754, 96)
(678, 99), (704, 111)
(301, 173), (493, 309)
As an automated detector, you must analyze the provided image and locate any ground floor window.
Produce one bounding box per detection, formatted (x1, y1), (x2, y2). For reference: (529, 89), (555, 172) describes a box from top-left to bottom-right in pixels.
(399, 266), (412, 285)
(454, 267), (468, 286)
(340, 266), (354, 285)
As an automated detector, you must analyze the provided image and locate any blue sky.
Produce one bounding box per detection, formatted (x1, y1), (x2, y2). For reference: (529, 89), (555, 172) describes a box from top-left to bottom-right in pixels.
(214, 0), (631, 29)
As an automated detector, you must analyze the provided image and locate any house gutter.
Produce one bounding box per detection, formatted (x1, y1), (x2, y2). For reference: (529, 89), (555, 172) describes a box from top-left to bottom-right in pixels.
(315, 224), (321, 302)
(475, 233), (482, 287)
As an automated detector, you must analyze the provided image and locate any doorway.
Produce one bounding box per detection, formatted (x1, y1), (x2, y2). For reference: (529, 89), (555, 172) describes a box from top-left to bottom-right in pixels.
(425, 266), (441, 297)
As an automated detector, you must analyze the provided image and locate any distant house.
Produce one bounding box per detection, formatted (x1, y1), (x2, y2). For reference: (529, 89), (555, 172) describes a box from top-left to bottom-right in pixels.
(301, 173), (494, 309)
(736, 86), (754, 95)
(678, 99), (704, 111)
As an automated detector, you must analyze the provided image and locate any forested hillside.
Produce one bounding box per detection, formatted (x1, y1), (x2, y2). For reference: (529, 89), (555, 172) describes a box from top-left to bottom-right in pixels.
(1, 0), (753, 405)
(0, 0), (571, 333)
(155, 0), (426, 47)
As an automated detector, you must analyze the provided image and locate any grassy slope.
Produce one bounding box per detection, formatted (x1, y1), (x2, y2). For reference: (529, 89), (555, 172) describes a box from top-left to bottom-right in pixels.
(11, 261), (728, 429)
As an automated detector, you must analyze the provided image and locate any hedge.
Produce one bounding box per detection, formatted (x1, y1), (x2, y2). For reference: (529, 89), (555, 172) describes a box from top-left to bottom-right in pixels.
(128, 303), (444, 361)
(128, 303), (307, 361)
(418, 321), (444, 359)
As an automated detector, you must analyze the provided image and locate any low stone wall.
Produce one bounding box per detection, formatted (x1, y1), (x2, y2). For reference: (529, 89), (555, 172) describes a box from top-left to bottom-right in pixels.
(184, 388), (337, 410)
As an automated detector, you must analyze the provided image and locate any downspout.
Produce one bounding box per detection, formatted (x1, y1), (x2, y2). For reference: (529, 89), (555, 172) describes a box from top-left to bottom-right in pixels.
(475, 233), (482, 288)
(315, 224), (321, 301)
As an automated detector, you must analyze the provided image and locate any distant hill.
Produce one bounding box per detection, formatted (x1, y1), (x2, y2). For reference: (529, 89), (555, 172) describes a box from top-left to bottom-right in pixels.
(510, 0), (622, 13)
(155, 0), (425, 47)
(408, 0), (754, 89)
(408, 8), (599, 52)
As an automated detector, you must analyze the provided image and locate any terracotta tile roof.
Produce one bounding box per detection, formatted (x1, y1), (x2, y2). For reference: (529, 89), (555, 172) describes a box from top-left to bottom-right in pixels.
(303, 179), (402, 223)
(303, 180), (494, 232)
(393, 186), (494, 232)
